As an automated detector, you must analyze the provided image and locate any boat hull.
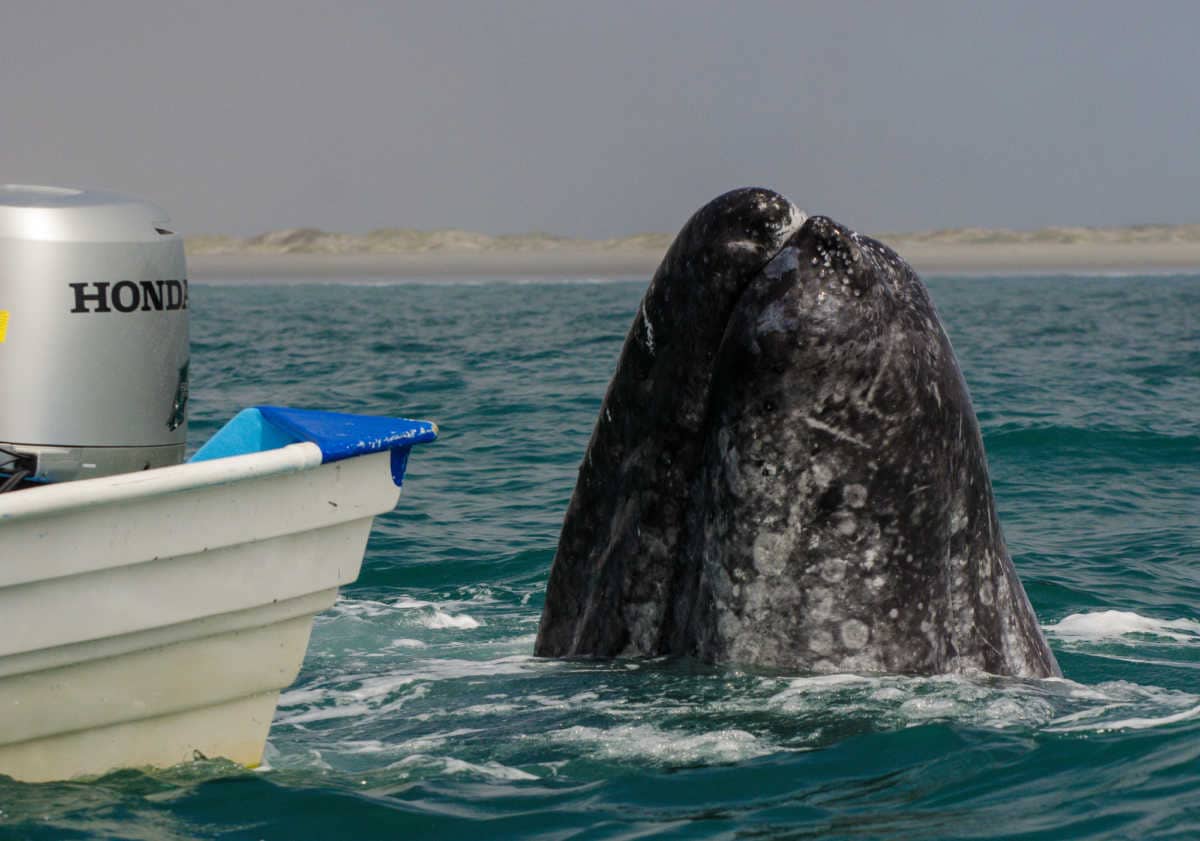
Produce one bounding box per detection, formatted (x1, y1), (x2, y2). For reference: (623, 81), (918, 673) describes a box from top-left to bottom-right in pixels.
(0, 443), (399, 781)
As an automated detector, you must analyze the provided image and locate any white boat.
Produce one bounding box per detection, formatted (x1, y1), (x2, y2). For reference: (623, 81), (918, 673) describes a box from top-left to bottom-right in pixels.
(0, 186), (443, 780)
(0, 406), (436, 782)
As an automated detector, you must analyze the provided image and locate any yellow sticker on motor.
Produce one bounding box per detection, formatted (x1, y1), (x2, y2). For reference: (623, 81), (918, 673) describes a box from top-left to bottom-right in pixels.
(0, 310), (8, 343)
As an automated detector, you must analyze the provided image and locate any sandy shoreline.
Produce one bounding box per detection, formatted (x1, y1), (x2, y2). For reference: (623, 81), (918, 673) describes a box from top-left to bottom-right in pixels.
(187, 250), (665, 281)
(892, 241), (1200, 275)
(187, 242), (1200, 283)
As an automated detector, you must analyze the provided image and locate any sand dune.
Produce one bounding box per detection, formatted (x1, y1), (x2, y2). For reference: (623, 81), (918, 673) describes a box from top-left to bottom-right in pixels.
(186, 228), (673, 256)
(186, 224), (1200, 280)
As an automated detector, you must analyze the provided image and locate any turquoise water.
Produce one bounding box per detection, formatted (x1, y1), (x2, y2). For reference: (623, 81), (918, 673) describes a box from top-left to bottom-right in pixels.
(2, 274), (1197, 840)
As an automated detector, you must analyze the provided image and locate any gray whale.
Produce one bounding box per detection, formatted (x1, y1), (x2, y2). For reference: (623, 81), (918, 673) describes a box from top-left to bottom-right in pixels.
(535, 188), (1060, 678)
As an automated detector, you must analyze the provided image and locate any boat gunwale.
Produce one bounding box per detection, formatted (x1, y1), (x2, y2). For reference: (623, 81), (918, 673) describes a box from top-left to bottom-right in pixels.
(0, 442), (323, 523)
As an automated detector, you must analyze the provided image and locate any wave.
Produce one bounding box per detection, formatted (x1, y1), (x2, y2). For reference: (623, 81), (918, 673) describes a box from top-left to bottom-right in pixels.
(1045, 611), (1200, 643)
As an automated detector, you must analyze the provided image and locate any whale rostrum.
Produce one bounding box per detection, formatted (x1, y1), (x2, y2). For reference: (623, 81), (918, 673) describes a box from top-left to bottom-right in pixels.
(535, 188), (1060, 678)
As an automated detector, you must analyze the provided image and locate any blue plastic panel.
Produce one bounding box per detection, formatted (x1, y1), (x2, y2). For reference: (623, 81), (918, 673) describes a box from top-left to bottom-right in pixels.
(190, 406), (438, 486)
(188, 409), (295, 462)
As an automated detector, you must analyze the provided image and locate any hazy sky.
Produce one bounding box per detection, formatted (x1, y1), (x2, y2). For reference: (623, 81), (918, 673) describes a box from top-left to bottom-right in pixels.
(3, 1), (1198, 237)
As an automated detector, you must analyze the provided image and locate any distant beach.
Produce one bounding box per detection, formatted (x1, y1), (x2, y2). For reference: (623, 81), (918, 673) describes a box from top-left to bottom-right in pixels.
(186, 224), (1200, 281)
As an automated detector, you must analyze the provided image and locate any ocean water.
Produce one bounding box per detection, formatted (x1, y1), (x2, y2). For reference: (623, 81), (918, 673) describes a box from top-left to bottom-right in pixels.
(2, 273), (1197, 840)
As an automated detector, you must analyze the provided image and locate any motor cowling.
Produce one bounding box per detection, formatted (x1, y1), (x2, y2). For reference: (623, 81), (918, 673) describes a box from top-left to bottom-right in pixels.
(0, 185), (189, 483)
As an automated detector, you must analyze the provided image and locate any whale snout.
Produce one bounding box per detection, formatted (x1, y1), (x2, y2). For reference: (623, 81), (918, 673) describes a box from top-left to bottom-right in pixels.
(537, 188), (1061, 679)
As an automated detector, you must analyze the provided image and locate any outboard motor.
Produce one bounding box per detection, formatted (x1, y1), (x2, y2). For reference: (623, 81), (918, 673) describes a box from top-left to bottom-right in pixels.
(0, 185), (189, 486)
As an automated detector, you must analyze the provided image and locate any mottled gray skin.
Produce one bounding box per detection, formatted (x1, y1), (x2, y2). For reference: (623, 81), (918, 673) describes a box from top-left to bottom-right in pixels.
(536, 191), (1060, 678)
(673, 217), (1060, 676)
(535, 188), (805, 656)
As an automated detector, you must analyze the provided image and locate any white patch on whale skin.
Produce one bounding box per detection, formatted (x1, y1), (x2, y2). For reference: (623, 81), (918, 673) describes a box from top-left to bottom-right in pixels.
(761, 200), (807, 246)
(979, 581), (995, 607)
(623, 607), (661, 655)
(844, 484), (868, 508)
(865, 325), (900, 408)
(752, 531), (791, 576)
(804, 416), (870, 449)
(811, 461), (834, 489)
(950, 497), (969, 534)
(808, 628), (834, 655)
(725, 239), (767, 253)
(862, 548), (879, 571)
(640, 301), (655, 354)
(822, 557), (847, 583)
(841, 619), (870, 650)
(717, 610), (744, 649)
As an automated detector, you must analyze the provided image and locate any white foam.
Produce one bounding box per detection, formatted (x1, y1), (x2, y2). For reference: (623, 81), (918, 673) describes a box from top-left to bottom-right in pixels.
(390, 596), (484, 630)
(783, 673), (872, 692)
(420, 609), (482, 630)
(767, 672), (1077, 732)
(274, 701), (374, 726)
(1044, 611), (1200, 642)
(503, 633), (538, 646)
(275, 671), (428, 726)
(266, 656), (1200, 779)
(329, 595), (485, 631)
(326, 597), (397, 620)
(454, 702), (521, 716)
(335, 739), (390, 755)
(275, 601), (1200, 776)
(391, 754), (538, 781)
(390, 595), (433, 608)
(405, 654), (543, 682)
(549, 724), (773, 765)
(277, 656), (544, 730)
(396, 728), (483, 752)
(1048, 703), (1200, 733)
(455, 586), (500, 605)
(341, 673), (421, 701)
(277, 686), (332, 707)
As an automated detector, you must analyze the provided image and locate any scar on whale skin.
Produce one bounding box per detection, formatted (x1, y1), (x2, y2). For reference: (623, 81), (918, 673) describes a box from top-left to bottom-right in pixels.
(534, 187), (1060, 679)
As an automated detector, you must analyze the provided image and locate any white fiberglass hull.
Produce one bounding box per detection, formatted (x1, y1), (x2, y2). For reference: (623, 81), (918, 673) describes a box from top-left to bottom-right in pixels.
(0, 442), (400, 781)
